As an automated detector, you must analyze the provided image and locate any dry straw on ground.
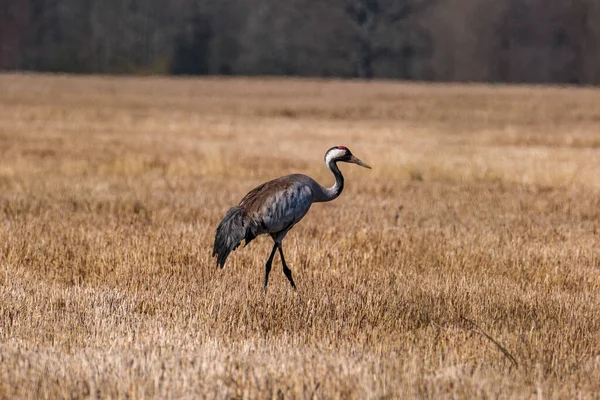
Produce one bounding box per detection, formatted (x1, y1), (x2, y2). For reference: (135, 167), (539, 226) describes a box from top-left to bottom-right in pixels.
(0, 74), (599, 399)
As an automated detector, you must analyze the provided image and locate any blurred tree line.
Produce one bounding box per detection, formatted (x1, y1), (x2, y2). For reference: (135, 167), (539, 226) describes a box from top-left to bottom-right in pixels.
(1, 0), (600, 84)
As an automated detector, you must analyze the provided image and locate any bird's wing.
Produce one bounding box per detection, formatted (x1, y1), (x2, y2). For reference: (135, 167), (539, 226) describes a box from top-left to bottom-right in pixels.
(240, 175), (314, 234)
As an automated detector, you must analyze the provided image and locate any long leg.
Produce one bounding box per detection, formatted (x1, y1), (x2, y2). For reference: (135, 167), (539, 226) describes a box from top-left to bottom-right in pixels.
(277, 242), (296, 289)
(264, 243), (278, 290)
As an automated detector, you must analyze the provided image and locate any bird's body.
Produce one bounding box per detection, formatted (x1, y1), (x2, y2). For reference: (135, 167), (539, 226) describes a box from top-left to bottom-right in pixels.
(240, 174), (315, 239)
(212, 146), (370, 289)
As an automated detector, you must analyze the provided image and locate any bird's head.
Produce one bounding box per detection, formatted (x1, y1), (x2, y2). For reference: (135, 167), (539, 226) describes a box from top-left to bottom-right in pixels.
(325, 146), (371, 169)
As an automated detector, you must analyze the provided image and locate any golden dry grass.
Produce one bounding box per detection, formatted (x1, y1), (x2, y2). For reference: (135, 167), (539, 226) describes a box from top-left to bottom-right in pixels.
(1, 74), (599, 399)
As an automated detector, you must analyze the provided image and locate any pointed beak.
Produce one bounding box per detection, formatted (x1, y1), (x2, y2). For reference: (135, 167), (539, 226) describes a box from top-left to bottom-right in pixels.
(349, 155), (371, 169)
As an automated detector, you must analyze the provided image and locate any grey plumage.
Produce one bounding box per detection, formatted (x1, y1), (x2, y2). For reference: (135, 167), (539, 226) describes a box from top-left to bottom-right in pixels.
(212, 146), (371, 289)
(212, 206), (257, 268)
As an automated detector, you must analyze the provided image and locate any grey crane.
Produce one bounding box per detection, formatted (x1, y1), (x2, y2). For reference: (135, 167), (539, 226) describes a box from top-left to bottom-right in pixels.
(212, 146), (371, 289)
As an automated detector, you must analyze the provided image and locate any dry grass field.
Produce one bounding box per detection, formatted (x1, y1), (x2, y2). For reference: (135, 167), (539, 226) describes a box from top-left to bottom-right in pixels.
(0, 74), (599, 399)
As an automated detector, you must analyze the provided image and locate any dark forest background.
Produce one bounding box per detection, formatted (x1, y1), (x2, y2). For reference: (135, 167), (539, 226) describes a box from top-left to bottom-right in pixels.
(1, 0), (600, 84)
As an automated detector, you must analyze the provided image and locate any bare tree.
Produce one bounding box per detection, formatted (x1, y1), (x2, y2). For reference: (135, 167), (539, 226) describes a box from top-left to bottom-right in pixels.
(560, 0), (600, 85)
(0, 0), (30, 69)
(171, 11), (213, 75)
(343, 0), (436, 78)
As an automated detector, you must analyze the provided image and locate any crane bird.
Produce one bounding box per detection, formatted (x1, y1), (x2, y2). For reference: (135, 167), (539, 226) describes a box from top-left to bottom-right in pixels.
(212, 146), (371, 290)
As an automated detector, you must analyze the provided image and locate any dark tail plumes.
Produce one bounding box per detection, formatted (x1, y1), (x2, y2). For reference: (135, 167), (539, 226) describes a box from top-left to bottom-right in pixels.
(212, 206), (257, 268)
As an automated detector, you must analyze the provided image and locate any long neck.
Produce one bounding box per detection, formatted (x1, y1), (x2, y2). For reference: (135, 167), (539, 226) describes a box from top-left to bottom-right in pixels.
(314, 159), (344, 202)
